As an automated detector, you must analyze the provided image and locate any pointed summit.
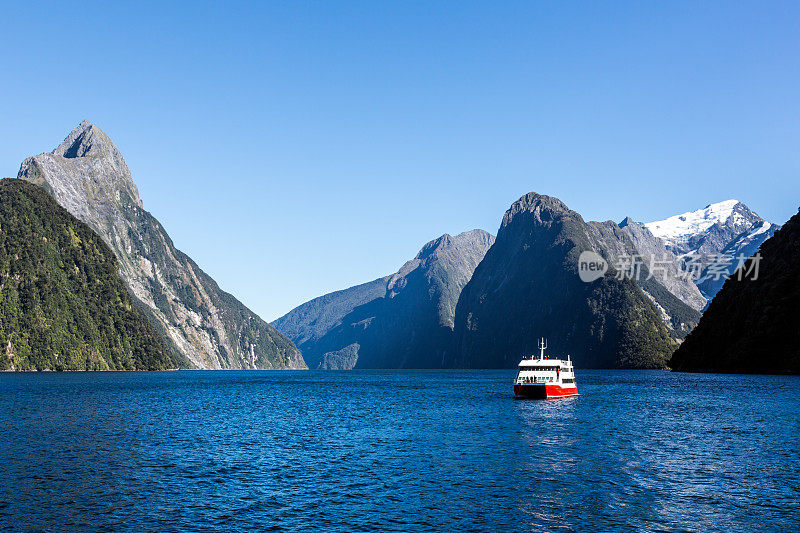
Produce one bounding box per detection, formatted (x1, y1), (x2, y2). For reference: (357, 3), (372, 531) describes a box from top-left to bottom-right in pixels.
(53, 120), (119, 160)
(16, 121), (304, 370)
(451, 192), (677, 369)
(644, 199), (769, 256)
(18, 121), (142, 213)
(275, 229), (495, 369)
(503, 192), (573, 227)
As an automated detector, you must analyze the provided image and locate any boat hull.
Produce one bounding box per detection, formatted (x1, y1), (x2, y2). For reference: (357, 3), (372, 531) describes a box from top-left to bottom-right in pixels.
(514, 383), (578, 400)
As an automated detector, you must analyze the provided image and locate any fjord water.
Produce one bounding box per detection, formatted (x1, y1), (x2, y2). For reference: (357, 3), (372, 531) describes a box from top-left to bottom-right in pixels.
(1, 371), (798, 532)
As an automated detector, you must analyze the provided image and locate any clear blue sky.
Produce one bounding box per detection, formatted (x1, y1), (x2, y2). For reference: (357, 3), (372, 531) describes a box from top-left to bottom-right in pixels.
(2, 1), (798, 320)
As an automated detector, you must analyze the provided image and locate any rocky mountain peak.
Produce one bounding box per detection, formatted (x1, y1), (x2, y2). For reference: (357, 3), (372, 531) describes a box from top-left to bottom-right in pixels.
(17, 122), (303, 370)
(502, 192), (573, 228)
(417, 233), (454, 260)
(389, 229), (495, 298)
(53, 120), (116, 159)
(415, 229), (494, 261)
(644, 199), (764, 255)
(452, 192), (677, 369)
(18, 121), (142, 217)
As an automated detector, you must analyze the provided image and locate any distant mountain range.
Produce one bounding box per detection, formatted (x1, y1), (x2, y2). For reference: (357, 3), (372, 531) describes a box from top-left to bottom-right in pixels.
(17, 121), (304, 370)
(4, 120), (785, 372)
(670, 208), (800, 373)
(274, 230), (494, 368)
(645, 200), (779, 300)
(276, 194), (780, 369)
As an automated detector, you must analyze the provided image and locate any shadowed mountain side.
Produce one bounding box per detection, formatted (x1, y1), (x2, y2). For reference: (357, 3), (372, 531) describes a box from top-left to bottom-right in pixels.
(450, 193), (677, 369)
(272, 276), (390, 348)
(283, 230), (495, 369)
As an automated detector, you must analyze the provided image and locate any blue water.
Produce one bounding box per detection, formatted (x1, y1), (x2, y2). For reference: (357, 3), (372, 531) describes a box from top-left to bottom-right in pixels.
(1, 370), (799, 532)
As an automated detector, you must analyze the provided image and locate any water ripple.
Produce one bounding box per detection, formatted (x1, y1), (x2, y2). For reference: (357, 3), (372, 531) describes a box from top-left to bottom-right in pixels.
(1, 370), (799, 532)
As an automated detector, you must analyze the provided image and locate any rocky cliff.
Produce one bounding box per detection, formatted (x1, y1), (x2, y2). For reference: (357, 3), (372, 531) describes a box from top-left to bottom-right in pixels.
(617, 216), (707, 312)
(0, 179), (174, 371)
(587, 218), (703, 338)
(18, 121), (304, 369)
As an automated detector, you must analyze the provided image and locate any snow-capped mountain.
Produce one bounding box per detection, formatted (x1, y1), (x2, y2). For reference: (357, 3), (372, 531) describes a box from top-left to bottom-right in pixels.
(695, 220), (778, 299)
(645, 200), (765, 256)
(645, 200), (779, 301)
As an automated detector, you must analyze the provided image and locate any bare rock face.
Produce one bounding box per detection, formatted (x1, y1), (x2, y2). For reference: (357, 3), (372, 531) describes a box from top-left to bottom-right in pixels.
(19, 121), (304, 369)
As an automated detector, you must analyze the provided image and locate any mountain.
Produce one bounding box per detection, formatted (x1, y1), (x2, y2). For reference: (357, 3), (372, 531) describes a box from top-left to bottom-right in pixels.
(645, 200), (778, 300)
(0, 179), (173, 371)
(271, 275), (390, 348)
(18, 121), (304, 369)
(618, 217), (707, 312)
(450, 193), (677, 369)
(275, 230), (495, 369)
(670, 208), (800, 374)
(645, 200), (763, 256)
(589, 218), (703, 337)
(694, 220), (777, 299)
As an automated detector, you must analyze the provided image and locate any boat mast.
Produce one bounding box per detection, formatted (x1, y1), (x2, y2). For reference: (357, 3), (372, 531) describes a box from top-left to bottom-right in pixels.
(538, 338), (547, 360)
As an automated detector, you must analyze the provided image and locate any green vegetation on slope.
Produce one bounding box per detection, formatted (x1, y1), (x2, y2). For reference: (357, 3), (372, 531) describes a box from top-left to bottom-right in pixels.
(0, 179), (173, 371)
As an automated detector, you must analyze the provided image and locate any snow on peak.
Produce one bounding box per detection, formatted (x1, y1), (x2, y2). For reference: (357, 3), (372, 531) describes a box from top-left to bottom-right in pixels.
(645, 200), (741, 242)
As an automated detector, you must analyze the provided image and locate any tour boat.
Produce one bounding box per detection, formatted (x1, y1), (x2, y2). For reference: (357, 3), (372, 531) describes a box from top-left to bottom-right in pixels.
(513, 339), (578, 399)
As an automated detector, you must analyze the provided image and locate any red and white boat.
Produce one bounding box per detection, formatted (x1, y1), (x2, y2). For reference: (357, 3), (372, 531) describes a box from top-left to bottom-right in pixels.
(513, 339), (578, 399)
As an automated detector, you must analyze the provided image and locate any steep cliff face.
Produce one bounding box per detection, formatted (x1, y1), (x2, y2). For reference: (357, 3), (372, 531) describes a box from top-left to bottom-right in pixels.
(670, 209), (800, 374)
(0, 179), (174, 371)
(281, 230), (495, 369)
(450, 193), (677, 369)
(18, 121), (304, 369)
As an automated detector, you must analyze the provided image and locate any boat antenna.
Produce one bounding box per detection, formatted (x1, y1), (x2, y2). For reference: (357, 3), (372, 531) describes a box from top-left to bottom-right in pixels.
(538, 338), (547, 360)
